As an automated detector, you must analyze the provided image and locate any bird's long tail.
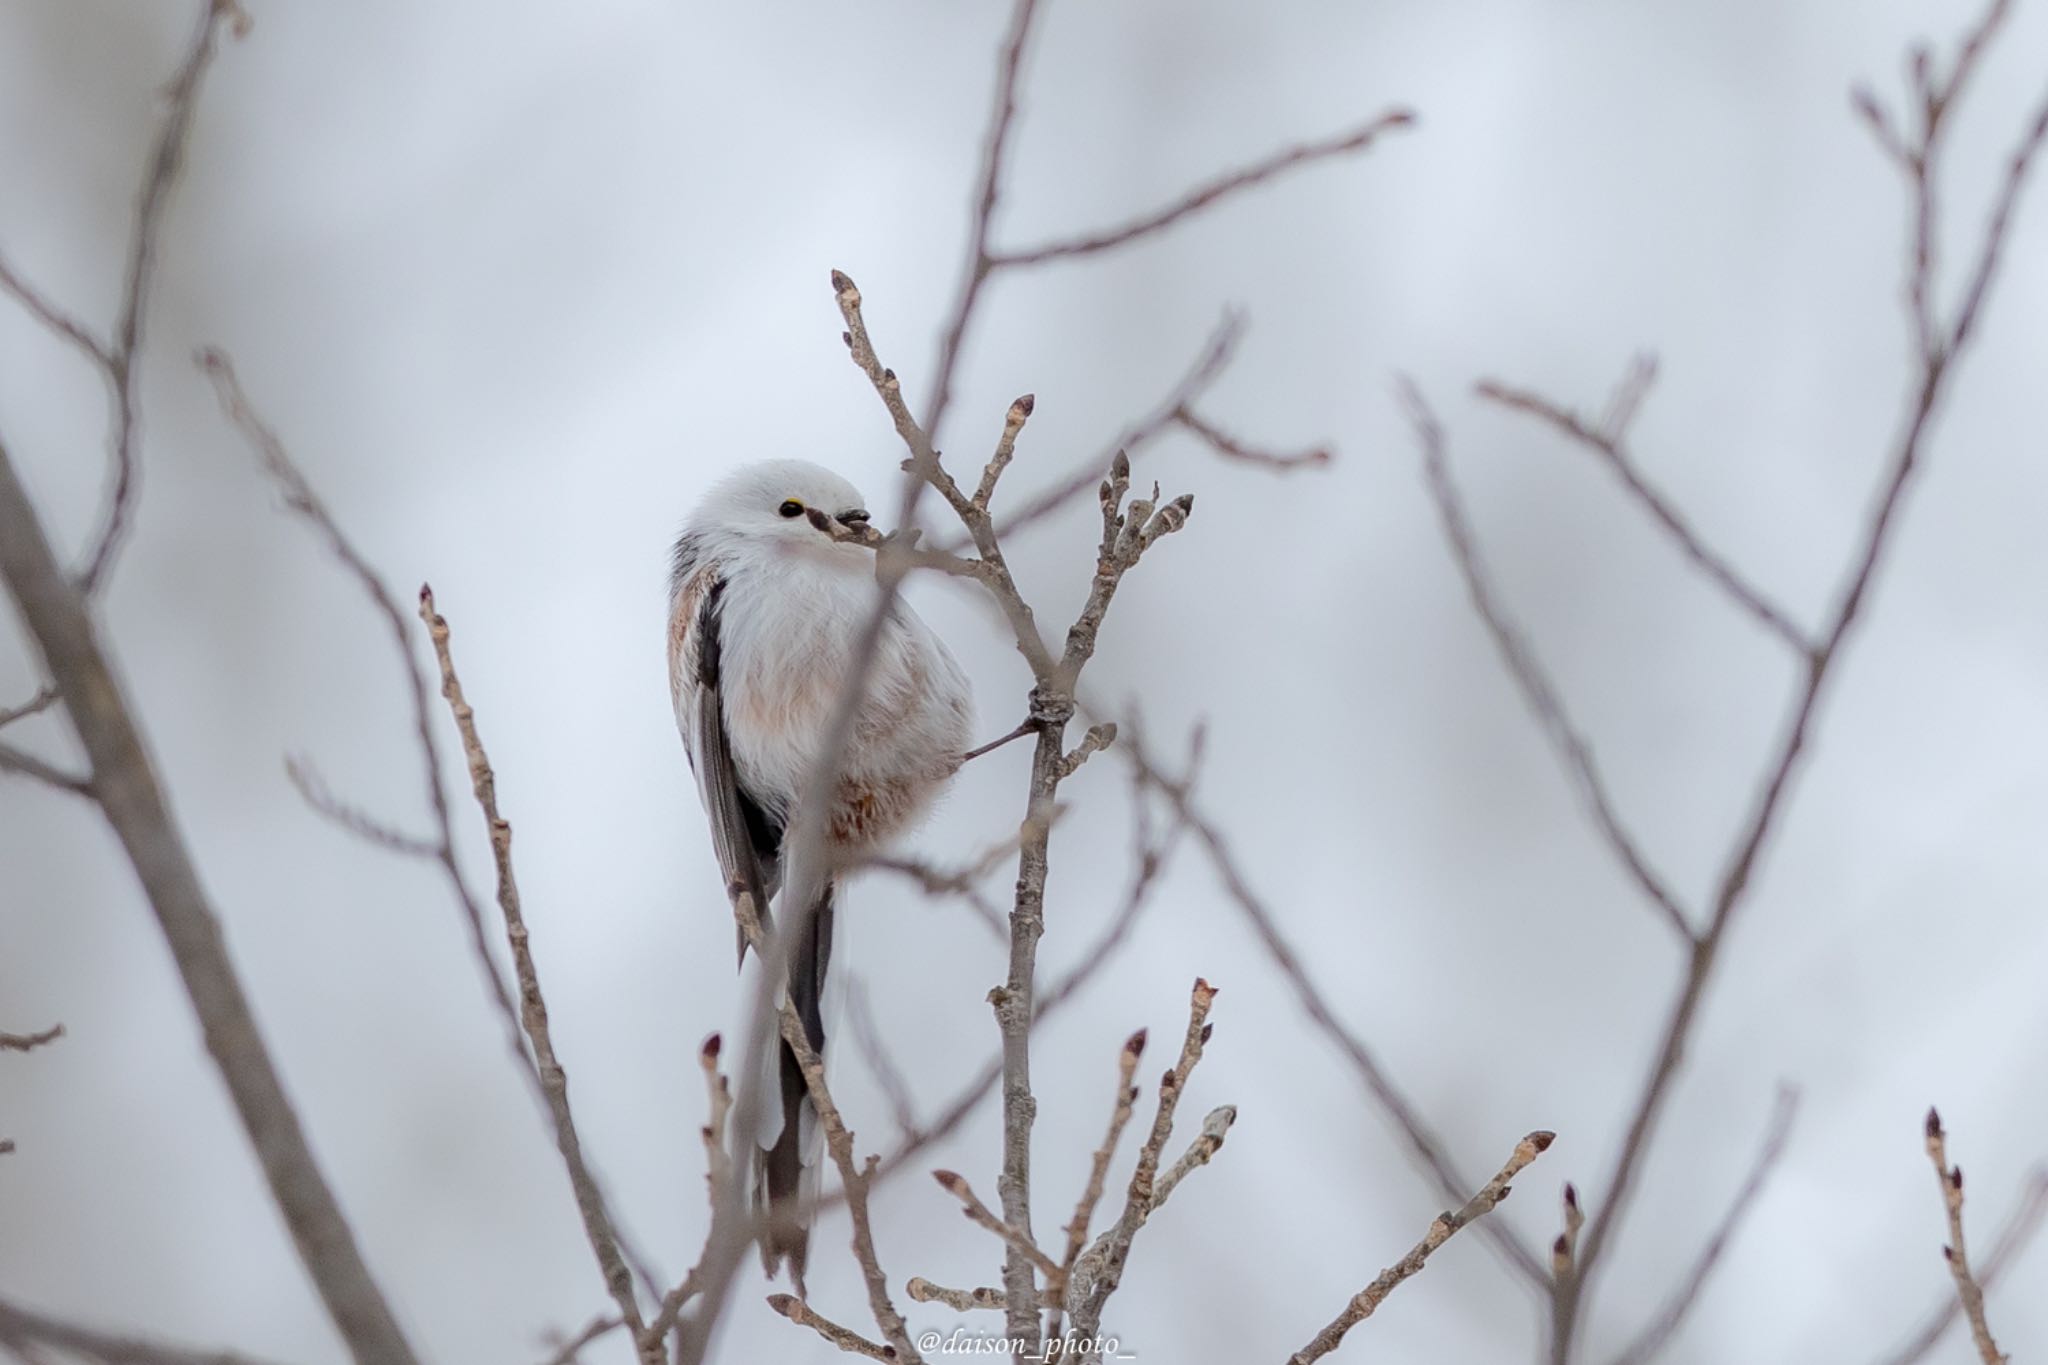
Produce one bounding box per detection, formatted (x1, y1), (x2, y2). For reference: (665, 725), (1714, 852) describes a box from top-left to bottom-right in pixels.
(753, 875), (834, 1293)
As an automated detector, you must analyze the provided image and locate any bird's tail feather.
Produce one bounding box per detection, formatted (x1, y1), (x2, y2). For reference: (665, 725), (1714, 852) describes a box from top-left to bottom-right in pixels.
(752, 876), (834, 1293)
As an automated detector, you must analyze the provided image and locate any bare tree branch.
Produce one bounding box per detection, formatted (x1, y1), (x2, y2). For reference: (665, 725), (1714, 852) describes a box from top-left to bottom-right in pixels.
(0, 258), (111, 370)
(1880, 1167), (2048, 1365)
(0, 1294), (284, 1365)
(0, 1024), (65, 1053)
(919, 0), (1043, 451)
(856, 803), (1064, 944)
(1062, 979), (1226, 1357)
(1607, 1086), (1800, 1365)
(415, 587), (656, 1362)
(729, 893), (922, 1363)
(0, 686), (58, 731)
(841, 730), (1194, 1212)
(199, 347), (537, 1091)
(1119, 724), (1548, 1286)
(1149, 1104), (1236, 1213)
(1054, 1026), (1145, 1329)
(0, 738), (93, 796)
(859, 855), (1009, 942)
(0, 437), (419, 1365)
(846, 975), (925, 1139)
(962, 718), (1036, 763)
(534, 1313), (621, 1365)
(934, 1168), (1065, 1285)
(1405, 380), (1695, 943)
(1285, 1130), (1555, 1365)
(1923, 1108), (2007, 1365)
(994, 110), (1414, 266)
(77, 0), (243, 594)
(765, 1295), (894, 1362)
(699, 8), (1407, 1358)
(1569, 6), (2048, 1308)
(908, 1279), (1007, 1312)
(984, 316), (1241, 550)
(635, 1037), (738, 1355)
(1476, 361), (1813, 656)
(1423, 9), (2048, 1358)
(283, 756), (439, 859)
(1172, 405), (1332, 473)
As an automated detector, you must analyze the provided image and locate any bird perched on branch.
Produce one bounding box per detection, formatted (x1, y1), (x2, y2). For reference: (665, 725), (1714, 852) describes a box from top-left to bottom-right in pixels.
(668, 459), (973, 1291)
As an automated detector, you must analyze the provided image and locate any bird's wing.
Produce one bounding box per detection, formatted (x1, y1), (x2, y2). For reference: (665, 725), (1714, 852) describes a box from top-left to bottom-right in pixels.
(675, 566), (783, 961)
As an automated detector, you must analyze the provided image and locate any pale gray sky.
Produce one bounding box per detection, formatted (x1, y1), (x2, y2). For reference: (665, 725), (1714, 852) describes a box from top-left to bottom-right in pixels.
(3, 2), (2046, 1363)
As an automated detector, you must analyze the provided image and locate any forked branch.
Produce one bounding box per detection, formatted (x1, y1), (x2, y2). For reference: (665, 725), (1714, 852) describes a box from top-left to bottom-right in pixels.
(1287, 1130), (1556, 1365)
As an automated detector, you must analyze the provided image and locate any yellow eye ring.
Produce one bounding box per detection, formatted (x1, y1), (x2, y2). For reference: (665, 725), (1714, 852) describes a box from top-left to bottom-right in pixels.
(778, 499), (804, 518)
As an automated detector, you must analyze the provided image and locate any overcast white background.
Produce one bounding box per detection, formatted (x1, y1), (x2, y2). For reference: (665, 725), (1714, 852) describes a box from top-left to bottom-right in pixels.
(3, 2), (2046, 1363)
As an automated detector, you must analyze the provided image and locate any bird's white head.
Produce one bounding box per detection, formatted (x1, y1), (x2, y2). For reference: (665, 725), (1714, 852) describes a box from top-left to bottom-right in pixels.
(688, 459), (875, 564)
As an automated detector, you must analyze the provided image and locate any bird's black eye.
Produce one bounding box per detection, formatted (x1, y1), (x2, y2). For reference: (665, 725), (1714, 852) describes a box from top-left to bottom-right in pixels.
(778, 499), (804, 518)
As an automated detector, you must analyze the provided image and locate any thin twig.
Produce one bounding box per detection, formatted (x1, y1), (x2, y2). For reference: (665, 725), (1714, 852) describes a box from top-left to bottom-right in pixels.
(1924, 1108), (2006, 1365)
(78, 0), (240, 594)
(847, 976), (924, 1139)
(920, 0), (1043, 451)
(1286, 1130), (1555, 1365)
(994, 110), (1414, 266)
(1119, 725), (1547, 1286)
(284, 757), (439, 858)
(1056, 722), (1117, 779)
(907, 1279), (1007, 1312)
(0, 1025), (65, 1053)
(935, 1169), (1066, 1286)
(962, 719), (1035, 763)
(848, 736), (1195, 1207)
(0, 1293), (284, 1365)
(0, 260), (110, 369)
(199, 349), (538, 1091)
(974, 393), (1037, 510)
(535, 1313), (621, 1365)
(0, 686), (58, 731)
(639, 1036), (740, 1356)
(1172, 405), (1332, 473)
(1880, 1167), (2048, 1365)
(1149, 1104), (1236, 1212)
(986, 317), (1242, 551)
(729, 893), (923, 1363)
(765, 1295), (895, 1362)
(857, 806), (1064, 944)
(0, 740), (93, 796)
(415, 586), (654, 1360)
(1476, 367), (1812, 655)
(1058, 1029), (1146, 1297)
(861, 856), (1008, 941)
(1062, 980), (1226, 1357)
(1607, 1086), (1800, 1365)
(1405, 380), (1695, 943)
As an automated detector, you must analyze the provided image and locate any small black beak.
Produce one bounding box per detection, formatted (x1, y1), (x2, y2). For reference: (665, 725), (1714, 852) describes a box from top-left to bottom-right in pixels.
(838, 508), (871, 527)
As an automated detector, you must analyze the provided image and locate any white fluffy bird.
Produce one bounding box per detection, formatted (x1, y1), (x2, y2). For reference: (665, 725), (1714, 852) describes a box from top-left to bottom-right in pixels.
(667, 459), (973, 1288)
